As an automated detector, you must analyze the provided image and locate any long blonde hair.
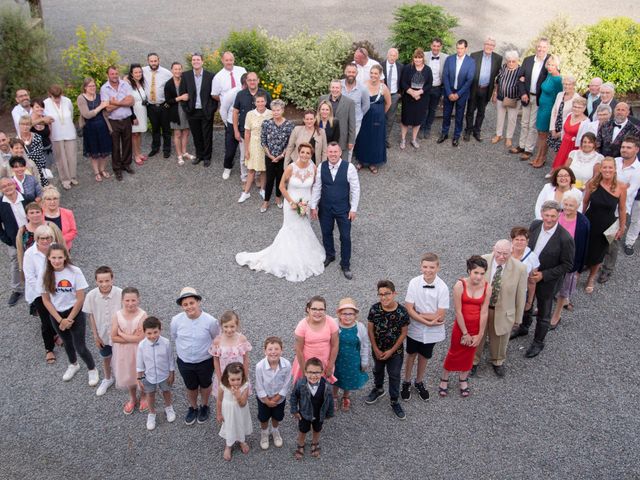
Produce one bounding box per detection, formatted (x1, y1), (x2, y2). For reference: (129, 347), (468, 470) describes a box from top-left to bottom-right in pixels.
(316, 100), (334, 128)
(589, 157), (618, 193)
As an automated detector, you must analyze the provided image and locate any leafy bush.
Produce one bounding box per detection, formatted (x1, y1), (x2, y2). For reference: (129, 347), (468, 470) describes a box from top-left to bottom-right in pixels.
(0, 7), (52, 104)
(587, 17), (640, 94)
(220, 28), (270, 77)
(525, 15), (591, 92)
(389, 2), (458, 64)
(267, 30), (352, 110)
(61, 25), (122, 103)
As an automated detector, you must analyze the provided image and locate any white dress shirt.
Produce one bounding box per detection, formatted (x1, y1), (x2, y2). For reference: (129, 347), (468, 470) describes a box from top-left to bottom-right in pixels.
(254, 357), (292, 403)
(615, 157), (640, 215)
(136, 336), (174, 384)
(170, 311), (220, 364)
(386, 62), (399, 94)
(404, 274), (450, 344)
(211, 66), (247, 100)
(612, 119), (628, 142)
(142, 65), (172, 104)
(220, 86), (241, 126)
(454, 55), (465, 90)
(2, 192), (27, 227)
(44, 97), (77, 141)
(11, 105), (31, 136)
(530, 57), (545, 94)
(356, 58), (384, 84)
(310, 159), (361, 212)
(428, 53), (444, 86)
(533, 223), (558, 257)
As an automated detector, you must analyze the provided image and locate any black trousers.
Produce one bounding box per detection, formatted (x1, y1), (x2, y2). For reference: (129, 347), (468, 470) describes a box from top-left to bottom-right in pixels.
(187, 109), (213, 161)
(421, 85), (443, 132)
(465, 86), (490, 135)
(109, 118), (133, 173)
(522, 288), (554, 345)
(50, 309), (96, 369)
(264, 158), (284, 201)
(223, 124), (240, 169)
(147, 104), (171, 153)
(33, 296), (56, 352)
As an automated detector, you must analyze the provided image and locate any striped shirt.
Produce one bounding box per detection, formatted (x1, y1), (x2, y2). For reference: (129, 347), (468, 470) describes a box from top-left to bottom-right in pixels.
(496, 65), (520, 100)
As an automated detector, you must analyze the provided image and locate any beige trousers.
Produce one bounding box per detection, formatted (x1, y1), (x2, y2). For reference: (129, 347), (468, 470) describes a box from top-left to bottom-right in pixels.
(518, 98), (539, 152)
(496, 101), (519, 140)
(53, 139), (77, 185)
(473, 309), (510, 366)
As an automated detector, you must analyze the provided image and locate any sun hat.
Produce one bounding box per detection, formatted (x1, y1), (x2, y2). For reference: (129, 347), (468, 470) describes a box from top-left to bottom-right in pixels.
(336, 297), (359, 313)
(176, 287), (202, 305)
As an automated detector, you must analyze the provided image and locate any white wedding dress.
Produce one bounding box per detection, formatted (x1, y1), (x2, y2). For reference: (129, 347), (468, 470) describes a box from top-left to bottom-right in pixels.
(235, 162), (326, 282)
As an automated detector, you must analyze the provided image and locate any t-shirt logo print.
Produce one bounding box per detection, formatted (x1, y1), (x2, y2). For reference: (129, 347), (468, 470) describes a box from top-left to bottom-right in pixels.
(56, 279), (73, 293)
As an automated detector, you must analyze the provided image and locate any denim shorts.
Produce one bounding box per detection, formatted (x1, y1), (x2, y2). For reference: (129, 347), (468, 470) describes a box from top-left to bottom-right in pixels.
(142, 378), (172, 393)
(99, 345), (112, 358)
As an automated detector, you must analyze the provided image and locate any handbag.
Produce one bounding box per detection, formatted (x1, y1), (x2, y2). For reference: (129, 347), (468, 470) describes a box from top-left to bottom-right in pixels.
(502, 97), (518, 108)
(547, 101), (564, 152)
(603, 219), (620, 244)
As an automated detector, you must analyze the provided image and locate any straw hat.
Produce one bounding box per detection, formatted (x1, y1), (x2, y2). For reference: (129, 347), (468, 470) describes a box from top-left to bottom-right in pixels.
(336, 297), (359, 313)
(176, 287), (202, 305)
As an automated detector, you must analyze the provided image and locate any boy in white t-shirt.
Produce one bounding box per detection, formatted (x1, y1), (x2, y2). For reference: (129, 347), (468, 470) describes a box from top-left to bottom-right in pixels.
(83, 266), (123, 396)
(402, 252), (450, 402)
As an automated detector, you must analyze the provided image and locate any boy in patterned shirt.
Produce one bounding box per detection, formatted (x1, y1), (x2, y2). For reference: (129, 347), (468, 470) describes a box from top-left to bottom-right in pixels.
(364, 279), (410, 419)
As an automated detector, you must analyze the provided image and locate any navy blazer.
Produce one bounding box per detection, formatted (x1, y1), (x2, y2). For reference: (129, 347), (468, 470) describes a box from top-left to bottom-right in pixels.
(571, 212), (591, 273)
(443, 55), (476, 98)
(528, 220), (575, 296)
(0, 197), (27, 247)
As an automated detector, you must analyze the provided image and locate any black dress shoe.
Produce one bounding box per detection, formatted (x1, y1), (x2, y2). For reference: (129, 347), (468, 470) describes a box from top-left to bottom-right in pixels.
(115, 172), (123, 181)
(124, 167), (135, 174)
(192, 157), (202, 165)
(163, 151), (171, 159)
(7, 291), (21, 307)
(436, 134), (448, 144)
(492, 364), (505, 377)
(148, 149), (159, 157)
(473, 133), (483, 142)
(509, 325), (528, 340)
(525, 342), (544, 358)
(470, 365), (478, 377)
(452, 138), (460, 147)
(323, 257), (335, 267)
(203, 160), (211, 167)
(341, 268), (353, 280)
(463, 132), (471, 142)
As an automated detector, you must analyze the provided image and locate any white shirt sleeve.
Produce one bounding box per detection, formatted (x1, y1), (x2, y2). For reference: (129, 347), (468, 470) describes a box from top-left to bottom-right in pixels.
(534, 184), (553, 220)
(310, 166), (323, 209)
(254, 364), (267, 399)
(136, 342), (145, 373)
(437, 283), (450, 309)
(347, 163), (361, 212)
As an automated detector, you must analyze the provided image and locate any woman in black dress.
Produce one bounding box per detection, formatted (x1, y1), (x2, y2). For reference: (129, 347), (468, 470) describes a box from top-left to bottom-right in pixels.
(583, 157), (627, 293)
(400, 48), (432, 150)
(316, 100), (340, 145)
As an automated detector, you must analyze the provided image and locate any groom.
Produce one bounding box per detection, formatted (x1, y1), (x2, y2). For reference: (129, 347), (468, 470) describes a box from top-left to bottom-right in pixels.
(310, 142), (361, 280)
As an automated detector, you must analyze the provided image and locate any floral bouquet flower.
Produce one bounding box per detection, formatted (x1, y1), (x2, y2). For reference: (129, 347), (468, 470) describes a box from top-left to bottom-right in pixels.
(295, 199), (308, 217)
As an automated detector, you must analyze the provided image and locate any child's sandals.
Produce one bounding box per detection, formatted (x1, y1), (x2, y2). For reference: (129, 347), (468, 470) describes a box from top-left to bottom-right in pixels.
(341, 396), (351, 412)
(438, 378), (449, 397)
(294, 444), (305, 460)
(310, 442), (321, 458)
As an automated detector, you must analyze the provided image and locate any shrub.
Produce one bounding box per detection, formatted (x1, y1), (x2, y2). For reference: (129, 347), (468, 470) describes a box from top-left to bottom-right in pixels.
(0, 7), (52, 105)
(61, 25), (122, 104)
(525, 15), (591, 92)
(219, 28), (270, 77)
(266, 30), (352, 110)
(388, 2), (458, 64)
(587, 17), (640, 94)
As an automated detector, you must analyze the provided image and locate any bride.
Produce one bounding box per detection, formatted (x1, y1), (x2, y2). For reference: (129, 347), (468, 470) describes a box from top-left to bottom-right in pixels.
(236, 143), (325, 282)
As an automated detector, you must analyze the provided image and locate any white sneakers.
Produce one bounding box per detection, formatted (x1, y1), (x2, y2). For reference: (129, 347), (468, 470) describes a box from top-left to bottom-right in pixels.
(260, 429), (270, 450)
(62, 363), (80, 381)
(165, 406), (176, 423)
(238, 192), (250, 203)
(147, 413), (156, 431)
(222, 168), (231, 180)
(272, 428), (283, 447)
(88, 369), (100, 387)
(96, 377), (114, 396)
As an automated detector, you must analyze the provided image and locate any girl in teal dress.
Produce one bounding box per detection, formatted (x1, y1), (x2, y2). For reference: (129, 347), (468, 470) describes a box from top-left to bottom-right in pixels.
(531, 54), (562, 167)
(333, 298), (369, 412)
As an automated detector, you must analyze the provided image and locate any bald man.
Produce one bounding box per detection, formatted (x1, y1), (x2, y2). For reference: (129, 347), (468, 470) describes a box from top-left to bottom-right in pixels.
(597, 102), (639, 158)
(381, 48), (404, 147)
(472, 239), (527, 377)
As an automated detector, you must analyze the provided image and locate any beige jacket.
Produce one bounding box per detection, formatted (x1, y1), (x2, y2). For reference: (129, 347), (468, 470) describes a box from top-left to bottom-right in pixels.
(482, 254), (528, 334)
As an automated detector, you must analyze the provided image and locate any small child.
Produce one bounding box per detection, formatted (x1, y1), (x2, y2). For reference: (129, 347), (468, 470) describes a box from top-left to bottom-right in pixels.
(332, 297), (369, 412)
(83, 266), (123, 397)
(291, 357), (335, 460)
(217, 362), (252, 461)
(111, 287), (147, 415)
(136, 316), (176, 431)
(365, 280), (410, 420)
(254, 336), (292, 450)
(403, 252), (450, 401)
(209, 310), (252, 396)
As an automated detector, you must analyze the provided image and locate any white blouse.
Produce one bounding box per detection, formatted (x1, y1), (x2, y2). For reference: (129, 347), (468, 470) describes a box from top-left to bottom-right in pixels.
(44, 96), (77, 141)
(567, 150), (603, 186)
(534, 183), (583, 219)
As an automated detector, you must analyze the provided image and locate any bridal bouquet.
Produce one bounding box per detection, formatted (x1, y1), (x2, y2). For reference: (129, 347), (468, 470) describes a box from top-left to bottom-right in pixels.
(295, 199), (308, 217)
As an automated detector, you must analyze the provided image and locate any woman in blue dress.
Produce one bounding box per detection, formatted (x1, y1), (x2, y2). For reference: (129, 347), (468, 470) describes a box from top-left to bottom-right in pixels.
(333, 298), (369, 412)
(530, 54), (562, 168)
(354, 65), (391, 174)
(77, 78), (112, 182)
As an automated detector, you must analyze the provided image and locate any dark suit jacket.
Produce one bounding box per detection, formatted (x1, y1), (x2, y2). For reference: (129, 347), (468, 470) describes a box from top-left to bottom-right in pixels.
(164, 78), (182, 124)
(528, 220), (575, 297)
(179, 69), (217, 119)
(597, 118), (640, 157)
(321, 119), (340, 144)
(443, 55), (476, 98)
(470, 51), (503, 98)
(0, 198), (28, 247)
(318, 94), (356, 151)
(589, 98), (618, 121)
(517, 54), (549, 106)
(381, 60), (404, 94)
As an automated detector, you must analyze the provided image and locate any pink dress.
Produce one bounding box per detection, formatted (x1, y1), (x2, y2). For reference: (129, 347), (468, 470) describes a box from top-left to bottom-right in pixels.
(112, 309), (146, 389)
(209, 335), (252, 397)
(291, 316), (339, 382)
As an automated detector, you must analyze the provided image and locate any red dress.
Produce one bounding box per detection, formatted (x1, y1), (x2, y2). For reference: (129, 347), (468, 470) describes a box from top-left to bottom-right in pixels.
(551, 114), (581, 170)
(443, 279), (487, 372)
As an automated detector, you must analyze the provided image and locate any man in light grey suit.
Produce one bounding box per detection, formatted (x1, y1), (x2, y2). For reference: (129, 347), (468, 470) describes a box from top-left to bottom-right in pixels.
(420, 38), (448, 138)
(319, 80), (356, 156)
(471, 239), (527, 377)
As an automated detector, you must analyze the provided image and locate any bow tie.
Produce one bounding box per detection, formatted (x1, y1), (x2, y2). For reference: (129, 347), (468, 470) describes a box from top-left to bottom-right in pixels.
(309, 382), (319, 387)
(423, 284), (435, 289)
(614, 123), (624, 128)
(431, 56), (440, 60)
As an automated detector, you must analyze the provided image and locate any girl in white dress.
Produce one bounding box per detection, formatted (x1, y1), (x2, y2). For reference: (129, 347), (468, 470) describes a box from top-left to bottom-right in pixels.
(126, 64), (148, 165)
(217, 362), (252, 461)
(236, 143), (325, 282)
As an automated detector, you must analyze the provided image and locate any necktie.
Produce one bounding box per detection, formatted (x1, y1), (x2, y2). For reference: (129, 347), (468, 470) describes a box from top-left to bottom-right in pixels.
(490, 265), (503, 306)
(13, 179), (21, 193)
(150, 71), (157, 103)
(388, 63), (394, 91)
(230, 71), (236, 89)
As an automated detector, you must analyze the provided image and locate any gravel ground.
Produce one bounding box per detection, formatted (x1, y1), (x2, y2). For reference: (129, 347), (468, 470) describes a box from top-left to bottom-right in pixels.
(1, 2), (639, 479)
